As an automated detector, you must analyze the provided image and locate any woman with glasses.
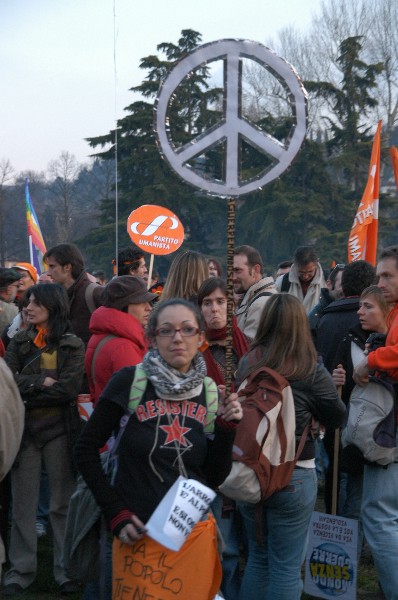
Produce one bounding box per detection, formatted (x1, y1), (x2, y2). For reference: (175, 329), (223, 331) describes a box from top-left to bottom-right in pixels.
(75, 298), (243, 599)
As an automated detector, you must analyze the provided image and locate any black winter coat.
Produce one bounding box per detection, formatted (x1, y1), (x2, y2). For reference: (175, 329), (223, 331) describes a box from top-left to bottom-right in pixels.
(236, 349), (346, 459)
(316, 297), (360, 372)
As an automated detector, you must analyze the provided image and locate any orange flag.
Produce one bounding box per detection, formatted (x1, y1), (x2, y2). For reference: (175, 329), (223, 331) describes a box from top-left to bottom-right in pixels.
(348, 120), (382, 266)
(390, 146), (398, 188)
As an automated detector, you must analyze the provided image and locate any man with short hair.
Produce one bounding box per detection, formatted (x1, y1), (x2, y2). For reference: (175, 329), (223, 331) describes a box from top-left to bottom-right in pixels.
(352, 246), (398, 600)
(275, 260), (293, 278)
(0, 269), (22, 333)
(275, 246), (325, 313)
(44, 243), (103, 346)
(317, 260), (376, 372)
(233, 245), (277, 340)
(308, 264), (345, 341)
(114, 247), (148, 279)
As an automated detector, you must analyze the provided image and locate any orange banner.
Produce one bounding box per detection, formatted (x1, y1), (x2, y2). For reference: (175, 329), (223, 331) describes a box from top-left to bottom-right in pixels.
(390, 146), (398, 189)
(112, 516), (221, 600)
(347, 121), (382, 266)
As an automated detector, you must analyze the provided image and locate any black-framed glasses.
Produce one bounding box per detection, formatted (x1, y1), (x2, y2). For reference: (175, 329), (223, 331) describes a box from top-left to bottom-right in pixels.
(155, 326), (200, 338)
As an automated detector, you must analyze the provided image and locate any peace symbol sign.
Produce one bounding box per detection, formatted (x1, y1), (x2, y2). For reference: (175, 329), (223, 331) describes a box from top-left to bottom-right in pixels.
(155, 39), (307, 197)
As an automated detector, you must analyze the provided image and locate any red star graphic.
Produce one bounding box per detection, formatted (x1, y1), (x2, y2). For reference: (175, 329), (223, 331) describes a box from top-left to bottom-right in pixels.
(160, 416), (191, 447)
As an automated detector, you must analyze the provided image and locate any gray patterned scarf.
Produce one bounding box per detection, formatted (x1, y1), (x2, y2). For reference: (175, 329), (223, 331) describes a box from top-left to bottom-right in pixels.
(142, 348), (207, 401)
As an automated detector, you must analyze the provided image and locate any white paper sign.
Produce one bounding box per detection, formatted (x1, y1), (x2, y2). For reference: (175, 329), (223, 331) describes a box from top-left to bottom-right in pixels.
(304, 511), (358, 600)
(145, 476), (216, 551)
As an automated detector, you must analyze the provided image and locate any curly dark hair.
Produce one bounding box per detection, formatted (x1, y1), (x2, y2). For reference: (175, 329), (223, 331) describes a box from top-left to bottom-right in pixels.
(115, 247), (145, 276)
(341, 261), (376, 297)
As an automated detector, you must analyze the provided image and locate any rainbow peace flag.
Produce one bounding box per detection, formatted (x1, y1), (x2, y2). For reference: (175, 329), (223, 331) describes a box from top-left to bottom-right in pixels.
(25, 179), (47, 275)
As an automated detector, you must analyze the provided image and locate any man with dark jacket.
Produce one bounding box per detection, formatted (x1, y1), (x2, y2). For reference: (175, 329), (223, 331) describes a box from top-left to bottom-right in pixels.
(316, 261), (376, 372)
(44, 244), (103, 347)
(308, 264), (344, 342)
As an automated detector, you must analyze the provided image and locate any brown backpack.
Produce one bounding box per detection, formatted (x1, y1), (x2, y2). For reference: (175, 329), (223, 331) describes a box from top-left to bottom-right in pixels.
(219, 366), (309, 503)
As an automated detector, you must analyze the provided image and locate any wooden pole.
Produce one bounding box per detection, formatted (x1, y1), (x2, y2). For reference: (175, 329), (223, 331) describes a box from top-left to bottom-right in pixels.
(225, 197), (236, 397)
(331, 386), (342, 515)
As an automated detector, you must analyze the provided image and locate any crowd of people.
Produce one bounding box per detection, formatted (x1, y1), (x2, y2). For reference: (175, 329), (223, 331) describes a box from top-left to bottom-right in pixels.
(0, 240), (397, 599)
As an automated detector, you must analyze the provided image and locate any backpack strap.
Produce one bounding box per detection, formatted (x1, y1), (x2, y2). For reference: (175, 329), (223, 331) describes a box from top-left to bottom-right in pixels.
(128, 366), (218, 433)
(128, 364), (148, 413)
(85, 282), (100, 314)
(244, 281), (275, 311)
(246, 291), (273, 310)
(280, 272), (290, 292)
(203, 377), (218, 434)
(90, 335), (117, 386)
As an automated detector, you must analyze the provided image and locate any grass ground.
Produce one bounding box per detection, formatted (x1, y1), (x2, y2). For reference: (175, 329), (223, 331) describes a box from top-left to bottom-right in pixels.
(2, 535), (83, 599)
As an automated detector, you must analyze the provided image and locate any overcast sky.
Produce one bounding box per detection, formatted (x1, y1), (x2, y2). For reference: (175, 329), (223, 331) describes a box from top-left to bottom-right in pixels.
(1, 0), (321, 175)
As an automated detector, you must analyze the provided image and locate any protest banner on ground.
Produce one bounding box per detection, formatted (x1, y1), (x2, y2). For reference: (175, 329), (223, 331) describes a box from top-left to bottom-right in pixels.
(304, 511), (358, 600)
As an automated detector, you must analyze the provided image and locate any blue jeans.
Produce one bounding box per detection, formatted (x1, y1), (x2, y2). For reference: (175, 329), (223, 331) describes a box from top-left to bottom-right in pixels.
(211, 493), (242, 600)
(237, 467), (317, 600)
(361, 461), (398, 600)
(314, 438), (328, 481)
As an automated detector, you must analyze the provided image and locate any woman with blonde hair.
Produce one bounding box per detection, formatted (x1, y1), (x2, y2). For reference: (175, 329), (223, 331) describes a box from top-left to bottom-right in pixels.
(162, 250), (209, 303)
(236, 294), (345, 600)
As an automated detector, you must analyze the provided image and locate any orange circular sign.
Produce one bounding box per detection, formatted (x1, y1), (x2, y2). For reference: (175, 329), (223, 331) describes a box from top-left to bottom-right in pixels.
(127, 204), (184, 256)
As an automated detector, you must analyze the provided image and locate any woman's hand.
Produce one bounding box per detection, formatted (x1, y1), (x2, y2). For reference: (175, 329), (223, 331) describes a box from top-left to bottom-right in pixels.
(218, 392), (243, 422)
(332, 364), (346, 387)
(43, 377), (57, 387)
(119, 515), (147, 545)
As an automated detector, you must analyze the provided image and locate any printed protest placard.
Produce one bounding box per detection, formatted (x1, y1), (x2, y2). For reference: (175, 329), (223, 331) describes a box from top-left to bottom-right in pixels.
(145, 476), (216, 551)
(304, 511), (358, 600)
(127, 204), (184, 256)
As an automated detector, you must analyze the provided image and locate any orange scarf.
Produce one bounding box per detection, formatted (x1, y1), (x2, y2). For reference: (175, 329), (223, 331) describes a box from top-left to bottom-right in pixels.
(33, 326), (48, 349)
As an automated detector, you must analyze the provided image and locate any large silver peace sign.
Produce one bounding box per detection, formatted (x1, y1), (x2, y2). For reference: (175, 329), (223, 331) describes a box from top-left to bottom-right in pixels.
(155, 39), (307, 197)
